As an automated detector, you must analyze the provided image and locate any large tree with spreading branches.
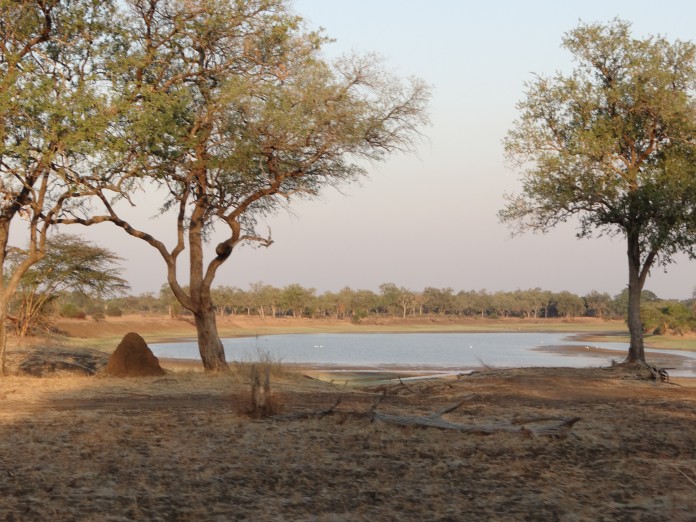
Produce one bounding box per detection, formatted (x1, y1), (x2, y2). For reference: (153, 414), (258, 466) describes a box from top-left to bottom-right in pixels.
(0, 0), (114, 372)
(500, 19), (696, 367)
(60, 0), (430, 371)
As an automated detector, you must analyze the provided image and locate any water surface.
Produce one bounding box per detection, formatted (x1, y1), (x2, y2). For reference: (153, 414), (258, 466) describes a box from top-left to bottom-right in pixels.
(152, 332), (696, 376)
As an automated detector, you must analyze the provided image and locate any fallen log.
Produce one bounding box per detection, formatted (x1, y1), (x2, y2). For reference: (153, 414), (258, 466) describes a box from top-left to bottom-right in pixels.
(370, 402), (580, 439)
(272, 394), (580, 439)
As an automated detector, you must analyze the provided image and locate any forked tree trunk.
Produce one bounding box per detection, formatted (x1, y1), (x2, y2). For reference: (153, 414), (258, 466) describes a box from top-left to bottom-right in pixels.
(194, 306), (228, 371)
(187, 196), (229, 372)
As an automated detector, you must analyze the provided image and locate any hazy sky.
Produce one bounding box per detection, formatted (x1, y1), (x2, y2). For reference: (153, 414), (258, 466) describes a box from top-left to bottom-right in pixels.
(77, 0), (696, 299)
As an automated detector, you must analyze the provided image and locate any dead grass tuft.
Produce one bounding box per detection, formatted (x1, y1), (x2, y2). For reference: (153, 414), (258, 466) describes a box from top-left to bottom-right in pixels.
(233, 347), (286, 379)
(230, 348), (287, 417)
(239, 363), (284, 418)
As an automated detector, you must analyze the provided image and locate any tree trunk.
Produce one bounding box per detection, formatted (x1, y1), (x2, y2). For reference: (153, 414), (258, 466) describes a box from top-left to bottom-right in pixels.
(625, 233), (646, 364)
(0, 301), (7, 376)
(0, 220), (9, 376)
(194, 306), (228, 371)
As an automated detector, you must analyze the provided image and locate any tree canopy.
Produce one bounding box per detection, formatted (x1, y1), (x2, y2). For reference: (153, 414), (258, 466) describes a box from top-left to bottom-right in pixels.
(500, 19), (696, 365)
(0, 0), (115, 372)
(8, 235), (129, 337)
(56, 0), (430, 370)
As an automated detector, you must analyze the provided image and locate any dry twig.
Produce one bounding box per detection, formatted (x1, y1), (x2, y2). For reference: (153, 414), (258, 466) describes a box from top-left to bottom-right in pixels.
(675, 466), (696, 488)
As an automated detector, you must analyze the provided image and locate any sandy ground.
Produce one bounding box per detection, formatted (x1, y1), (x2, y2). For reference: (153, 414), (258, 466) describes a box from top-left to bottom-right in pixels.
(1, 360), (696, 521)
(2, 316), (696, 520)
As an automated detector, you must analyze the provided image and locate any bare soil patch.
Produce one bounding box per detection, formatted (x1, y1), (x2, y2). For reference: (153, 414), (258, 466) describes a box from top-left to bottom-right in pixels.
(1, 363), (696, 520)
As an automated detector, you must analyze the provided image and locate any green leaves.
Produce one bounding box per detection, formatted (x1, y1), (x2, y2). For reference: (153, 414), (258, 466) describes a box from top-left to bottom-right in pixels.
(7, 234), (129, 336)
(502, 19), (696, 360)
(10, 234), (129, 298)
(101, 0), (429, 245)
(502, 19), (696, 266)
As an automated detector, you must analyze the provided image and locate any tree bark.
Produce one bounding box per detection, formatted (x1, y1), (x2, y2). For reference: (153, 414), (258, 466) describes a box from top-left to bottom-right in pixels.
(625, 232), (646, 364)
(0, 219), (10, 376)
(194, 306), (228, 371)
(0, 295), (7, 376)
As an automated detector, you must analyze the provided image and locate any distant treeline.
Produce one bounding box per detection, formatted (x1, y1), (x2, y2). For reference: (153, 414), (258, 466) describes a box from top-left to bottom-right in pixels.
(58, 283), (696, 335)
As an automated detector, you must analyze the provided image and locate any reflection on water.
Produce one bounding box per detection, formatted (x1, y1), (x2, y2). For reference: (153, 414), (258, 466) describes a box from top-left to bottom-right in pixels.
(151, 332), (696, 377)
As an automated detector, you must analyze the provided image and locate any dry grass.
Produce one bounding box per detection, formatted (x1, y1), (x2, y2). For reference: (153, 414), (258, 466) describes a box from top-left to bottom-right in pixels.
(233, 347), (287, 381)
(1, 364), (696, 520)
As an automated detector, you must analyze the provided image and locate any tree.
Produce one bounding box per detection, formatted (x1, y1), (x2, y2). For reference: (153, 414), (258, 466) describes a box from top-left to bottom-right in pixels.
(422, 287), (454, 316)
(517, 288), (549, 319)
(8, 235), (129, 337)
(378, 283), (416, 318)
(455, 290), (491, 318)
(584, 290), (613, 319)
(62, 0), (429, 371)
(248, 282), (281, 319)
(210, 285), (247, 316)
(0, 0), (114, 372)
(159, 283), (186, 318)
(314, 290), (342, 319)
(280, 283), (314, 318)
(349, 289), (378, 322)
(491, 292), (515, 317)
(500, 19), (696, 366)
(611, 288), (660, 320)
(552, 291), (585, 318)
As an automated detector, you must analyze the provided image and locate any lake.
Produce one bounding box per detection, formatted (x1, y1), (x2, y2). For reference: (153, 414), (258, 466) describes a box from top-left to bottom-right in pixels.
(151, 332), (696, 377)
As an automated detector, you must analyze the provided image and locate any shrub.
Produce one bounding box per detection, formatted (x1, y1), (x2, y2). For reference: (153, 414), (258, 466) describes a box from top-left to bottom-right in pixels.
(351, 310), (367, 324)
(244, 364), (283, 418)
(60, 303), (86, 319)
(105, 306), (123, 317)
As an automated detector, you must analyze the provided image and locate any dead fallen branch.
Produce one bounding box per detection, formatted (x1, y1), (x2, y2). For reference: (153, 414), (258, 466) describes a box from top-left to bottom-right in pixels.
(272, 393), (580, 439)
(371, 404), (580, 439)
(270, 397), (344, 421)
(675, 466), (696, 488)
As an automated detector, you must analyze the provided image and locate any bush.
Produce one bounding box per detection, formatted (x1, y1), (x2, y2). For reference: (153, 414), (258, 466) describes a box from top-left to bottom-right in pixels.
(105, 306), (123, 317)
(234, 349), (285, 418)
(351, 310), (367, 324)
(59, 303), (86, 319)
(59, 304), (75, 317)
